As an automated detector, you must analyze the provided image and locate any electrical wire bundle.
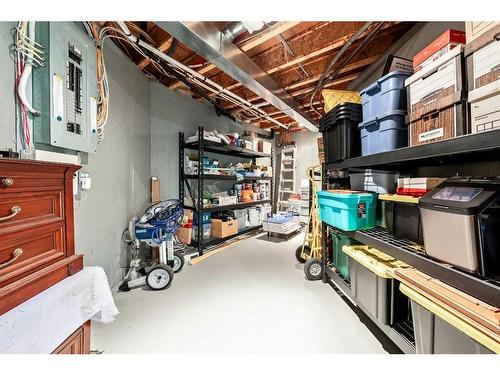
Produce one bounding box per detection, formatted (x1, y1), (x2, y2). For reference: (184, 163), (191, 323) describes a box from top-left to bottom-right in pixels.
(83, 22), (288, 132)
(15, 21), (44, 151)
(306, 22), (385, 116)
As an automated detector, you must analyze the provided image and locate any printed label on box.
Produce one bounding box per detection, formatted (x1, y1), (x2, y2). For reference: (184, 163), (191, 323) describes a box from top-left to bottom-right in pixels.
(418, 128), (444, 142)
(357, 203), (366, 219)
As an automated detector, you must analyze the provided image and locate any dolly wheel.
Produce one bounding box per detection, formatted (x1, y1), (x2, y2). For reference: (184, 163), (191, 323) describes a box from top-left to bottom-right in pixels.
(304, 258), (323, 281)
(173, 252), (185, 273)
(146, 265), (174, 290)
(295, 245), (311, 263)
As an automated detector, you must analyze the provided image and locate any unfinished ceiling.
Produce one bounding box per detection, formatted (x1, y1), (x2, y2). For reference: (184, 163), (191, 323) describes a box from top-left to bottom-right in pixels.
(110, 21), (415, 132)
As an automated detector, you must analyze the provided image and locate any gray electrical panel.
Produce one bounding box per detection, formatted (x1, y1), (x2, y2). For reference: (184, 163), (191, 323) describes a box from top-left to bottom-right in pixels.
(33, 22), (98, 153)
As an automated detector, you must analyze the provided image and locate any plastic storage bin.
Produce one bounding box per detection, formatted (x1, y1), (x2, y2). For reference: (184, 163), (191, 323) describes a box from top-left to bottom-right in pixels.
(317, 190), (377, 231)
(331, 231), (359, 280)
(194, 211), (211, 224)
(360, 70), (412, 121)
(419, 177), (500, 277)
(403, 287), (494, 354)
(349, 169), (397, 194)
(358, 110), (408, 155)
(192, 223), (211, 241)
(376, 199), (387, 228)
(379, 194), (423, 245)
(343, 245), (412, 326)
(319, 103), (362, 162)
(232, 208), (247, 231)
(397, 177), (445, 197)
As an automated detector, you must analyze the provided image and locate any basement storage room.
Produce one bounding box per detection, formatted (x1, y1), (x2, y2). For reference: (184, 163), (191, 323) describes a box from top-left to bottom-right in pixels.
(1, 8), (500, 361)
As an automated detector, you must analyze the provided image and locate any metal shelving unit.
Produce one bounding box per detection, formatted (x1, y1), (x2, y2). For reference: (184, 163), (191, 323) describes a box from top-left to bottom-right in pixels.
(180, 126), (274, 256)
(320, 129), (500, 353)
(325, 129), (500, 171)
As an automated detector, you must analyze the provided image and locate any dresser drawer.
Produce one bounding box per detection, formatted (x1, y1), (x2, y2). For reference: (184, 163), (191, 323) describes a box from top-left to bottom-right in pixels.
(0, 190), (64, 236)
(0, 176), (65, 193)
(0, 223), (65, 287)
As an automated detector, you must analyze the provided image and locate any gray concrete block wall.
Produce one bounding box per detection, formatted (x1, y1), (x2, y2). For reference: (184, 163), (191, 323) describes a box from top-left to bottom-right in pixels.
(149, 82), (268, 201)
(72, 41), (151, 286)
(0, 27), (151, 286)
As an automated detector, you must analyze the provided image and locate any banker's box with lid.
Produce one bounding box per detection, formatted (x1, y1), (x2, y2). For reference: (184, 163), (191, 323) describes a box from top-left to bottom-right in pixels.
(465, 24), (500, 134)
(317, 190), (377, 231)
(405, 46), (467, 146)
(359, 70), (411, 155)
(419, 177), (500, 277)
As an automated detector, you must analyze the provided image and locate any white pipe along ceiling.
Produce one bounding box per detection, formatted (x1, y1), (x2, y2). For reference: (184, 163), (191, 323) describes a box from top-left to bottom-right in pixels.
(157, 21), (319, 132)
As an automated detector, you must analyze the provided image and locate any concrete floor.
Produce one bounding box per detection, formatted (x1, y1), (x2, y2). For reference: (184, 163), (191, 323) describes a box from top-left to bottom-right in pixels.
(92, 232), (388, 353)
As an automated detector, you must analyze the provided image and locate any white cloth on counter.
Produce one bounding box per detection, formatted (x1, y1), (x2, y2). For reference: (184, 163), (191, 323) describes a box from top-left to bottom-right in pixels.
(0, 266), (119, 354)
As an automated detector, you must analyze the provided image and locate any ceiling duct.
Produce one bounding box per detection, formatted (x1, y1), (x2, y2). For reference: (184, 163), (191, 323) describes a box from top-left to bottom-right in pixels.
(157, 21), (318, 132)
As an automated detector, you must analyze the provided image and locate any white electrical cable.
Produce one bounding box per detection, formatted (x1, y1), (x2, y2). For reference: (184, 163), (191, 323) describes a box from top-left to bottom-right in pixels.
(17, 21), (40, 116)
(113, 22), (287, 129)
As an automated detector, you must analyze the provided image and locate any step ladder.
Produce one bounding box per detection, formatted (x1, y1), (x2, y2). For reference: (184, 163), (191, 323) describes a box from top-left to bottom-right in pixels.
(277, 145), (297, 212)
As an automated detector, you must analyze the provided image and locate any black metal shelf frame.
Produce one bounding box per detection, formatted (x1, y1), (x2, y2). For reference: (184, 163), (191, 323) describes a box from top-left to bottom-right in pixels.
(332, 226), (500, 307)
(320, 129), (500, 352)
(191, 225), (263, 248)
(325, 129), (500, 171)
(180, 126), (274, 256)
(183, 200), (272, 213)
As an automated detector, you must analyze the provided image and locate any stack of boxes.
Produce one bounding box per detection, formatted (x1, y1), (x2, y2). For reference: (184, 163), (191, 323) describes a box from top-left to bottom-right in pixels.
(405, 31), (467, 146)
(465, 22), (500, 134)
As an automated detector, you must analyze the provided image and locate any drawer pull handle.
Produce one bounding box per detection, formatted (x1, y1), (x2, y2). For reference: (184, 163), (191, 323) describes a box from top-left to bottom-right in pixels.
(0, 206), (22, 222)
(1, 177), (14, 187)
(0, 248), (23, 269)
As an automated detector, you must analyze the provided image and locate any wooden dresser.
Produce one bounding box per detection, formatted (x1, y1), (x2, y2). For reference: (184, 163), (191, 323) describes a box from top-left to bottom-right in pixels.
(52, 321), (91, 354)
(0, 158), (83, 315)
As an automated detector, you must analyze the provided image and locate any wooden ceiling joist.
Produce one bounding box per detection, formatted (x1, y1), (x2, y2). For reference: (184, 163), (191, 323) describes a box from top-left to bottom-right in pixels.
(113, 21), (415, 131)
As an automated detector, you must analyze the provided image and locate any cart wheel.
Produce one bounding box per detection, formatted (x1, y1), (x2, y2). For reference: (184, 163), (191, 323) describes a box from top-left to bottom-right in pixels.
(172, 252), (185, 273)
(295, 245), (311, 264)
(304, 258), (323, 281)
(146, 265), (174, 290)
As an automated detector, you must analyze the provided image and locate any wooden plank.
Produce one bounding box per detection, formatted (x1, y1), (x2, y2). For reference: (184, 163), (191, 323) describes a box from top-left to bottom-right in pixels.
(395, 268), (500, 335)
(401, 284), (500, 353)
(188, 232), (258, 265)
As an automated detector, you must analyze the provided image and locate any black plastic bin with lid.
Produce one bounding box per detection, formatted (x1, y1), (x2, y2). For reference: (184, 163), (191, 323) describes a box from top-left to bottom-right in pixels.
(319, 102), (362, 163)
(380, 195), (423, 245)
(419, 176), (500, 277)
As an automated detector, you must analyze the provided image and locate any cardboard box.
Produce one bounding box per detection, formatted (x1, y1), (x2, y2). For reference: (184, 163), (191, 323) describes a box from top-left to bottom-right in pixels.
(177, 209), (193, 245)
(257, 140), (272, 155)
(210, 219), (238, 238)
(242, 137), (257, 151)
(413, 29), (465, 71)
(151, 176), (160, 204)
